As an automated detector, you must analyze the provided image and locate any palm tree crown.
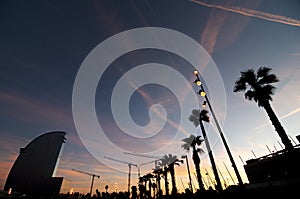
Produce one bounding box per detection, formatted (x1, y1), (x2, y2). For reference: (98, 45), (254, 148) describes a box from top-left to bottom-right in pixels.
(158, 154), (182, 195)
(234, 66), (294, 151)
(233, 66), (278, 107)
(181, 134), (205, 191)
(181, 135), (205, 153)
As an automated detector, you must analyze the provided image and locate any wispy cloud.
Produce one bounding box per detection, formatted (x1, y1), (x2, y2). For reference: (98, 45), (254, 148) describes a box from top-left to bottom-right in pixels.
(280, 107), (300, 120)
(191, 0), (300, 27)
(0, 134), (30, 188)
(200, 6), (228, 55)
(0, 155), (18, 190)
(0, 90), (73, 127)
(252, 107), (300, 133)
(122, 75), (192, 137)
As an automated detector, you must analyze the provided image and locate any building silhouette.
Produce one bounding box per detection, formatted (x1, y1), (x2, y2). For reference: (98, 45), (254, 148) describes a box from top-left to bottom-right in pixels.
(4, 131), (67, 195)
(244, 137), (300, 189)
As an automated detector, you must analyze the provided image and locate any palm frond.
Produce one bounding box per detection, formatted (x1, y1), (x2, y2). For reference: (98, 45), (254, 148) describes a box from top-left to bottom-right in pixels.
(245, 90), (255, 101)
(192, 109), (200, 116)
(181, 143), (191, 152)
(189, 109), (200, 127)
(195, 136), (204, 146)
(241, 69), (256, 86)
(257, 66), (271, 78)
(181, 135), (196, 148)
(258, 73), (279, 85)
(196, 148), (205, 154)
(200, 110), (210, 123)
(189, 115), (199, 127)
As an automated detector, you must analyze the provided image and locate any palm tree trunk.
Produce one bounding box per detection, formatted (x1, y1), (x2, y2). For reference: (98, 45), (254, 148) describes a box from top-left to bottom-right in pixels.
(200, 121), (223, 191)
(192, 148), (205, 191)
(263, 101), (294, 151)
(157, 175), (161, 198)
(170, 166), (177, 195)
(148, 180), (152, 198)
(164, 168), (169, 196)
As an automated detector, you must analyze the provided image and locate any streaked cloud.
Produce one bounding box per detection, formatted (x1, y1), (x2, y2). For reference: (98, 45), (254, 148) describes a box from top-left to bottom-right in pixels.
(0, 90), (72, 127)
(200, 6), (228, 55)
(191, 0), (300, 27)
(252, 106), (300, 133)
(280, 107), (300, 120)
(123, 74), (192, 137)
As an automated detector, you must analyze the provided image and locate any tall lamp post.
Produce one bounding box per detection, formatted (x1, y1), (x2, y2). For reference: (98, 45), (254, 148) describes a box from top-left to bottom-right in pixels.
(193, 70), (244, 187)
(181, 155), (193, 193)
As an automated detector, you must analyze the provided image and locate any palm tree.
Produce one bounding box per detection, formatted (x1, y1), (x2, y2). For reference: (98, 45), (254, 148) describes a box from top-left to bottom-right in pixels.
(157, 156), (170, 196)
(163, 154), (183, 195)
(151, 182), (157, 198)
(145, 173), (154, 198)
(234, 66), (294, 151)
(138, 175), (147, 198)
(190, 109), (223, 192)
(181, 134), (205, 191)
(153, 167), (163, 198)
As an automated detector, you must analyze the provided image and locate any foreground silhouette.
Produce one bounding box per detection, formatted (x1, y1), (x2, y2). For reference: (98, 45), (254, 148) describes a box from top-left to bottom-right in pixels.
(233, 66), (294, 151)
(189, 109), (223, 192)
(181, 134), (205, 191)
(2, 184), (299, 199)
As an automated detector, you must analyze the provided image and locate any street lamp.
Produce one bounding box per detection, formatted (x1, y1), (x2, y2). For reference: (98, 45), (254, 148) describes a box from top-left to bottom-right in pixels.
(181, 155), (193, 193)
(193, 70), (244, 187)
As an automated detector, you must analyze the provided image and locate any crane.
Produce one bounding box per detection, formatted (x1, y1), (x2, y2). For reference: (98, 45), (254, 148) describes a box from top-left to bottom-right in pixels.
(71, 169), (100, 196)
(123, 152), (162, 170)
(104, 156), (138, 194)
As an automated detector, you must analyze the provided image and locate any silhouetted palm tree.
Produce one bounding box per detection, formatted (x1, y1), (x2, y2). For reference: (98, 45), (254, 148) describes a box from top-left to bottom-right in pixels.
(145, 173), (154, 198)
(157, 156), (170, 196)
(181, 134), (205, 191)
(138, 176), (147, 198)
(158, 153), (182, 196)
(163, 154), (183, 195)
(153, 168), (163, 198)
(190, 109), (223, 192)
(234, 66), (294, 151)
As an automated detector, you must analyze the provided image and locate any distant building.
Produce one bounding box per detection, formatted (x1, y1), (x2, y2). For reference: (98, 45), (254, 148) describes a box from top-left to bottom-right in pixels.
(244, 143), (300, 186)
(4, 131), (67, 195)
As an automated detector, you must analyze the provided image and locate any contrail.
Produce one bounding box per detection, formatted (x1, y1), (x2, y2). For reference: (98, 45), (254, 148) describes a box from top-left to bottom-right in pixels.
(280, 107), (300, 120)
(190, 0), (300, 27)
(253, 107), (300, 132)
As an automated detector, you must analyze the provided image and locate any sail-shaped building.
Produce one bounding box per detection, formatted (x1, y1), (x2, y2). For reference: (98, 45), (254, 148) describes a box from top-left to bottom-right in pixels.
(4, 131), (67, 195)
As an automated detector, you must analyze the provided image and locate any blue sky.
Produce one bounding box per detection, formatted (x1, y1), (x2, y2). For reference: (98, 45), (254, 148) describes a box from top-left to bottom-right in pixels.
(1, 0), (300, 194)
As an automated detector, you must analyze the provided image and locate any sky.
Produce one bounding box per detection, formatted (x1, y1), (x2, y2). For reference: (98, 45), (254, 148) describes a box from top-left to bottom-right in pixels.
(1, 0), (300, 195)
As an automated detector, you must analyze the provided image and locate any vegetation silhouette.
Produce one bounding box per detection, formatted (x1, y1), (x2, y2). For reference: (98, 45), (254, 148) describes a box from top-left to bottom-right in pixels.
(157, 153), (182, 196)
(233, 66), (294, 151)
(138, 173), (155, 198)
(166, 154), (183, 195)
(189, 109), (223, 192)
(152, 167), (163, 198)
(157, 155), (170, 197)
(181, 134), (205, 191)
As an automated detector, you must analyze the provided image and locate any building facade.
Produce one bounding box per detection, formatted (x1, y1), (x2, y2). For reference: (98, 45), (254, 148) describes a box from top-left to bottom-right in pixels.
(4, 131), (67, 195)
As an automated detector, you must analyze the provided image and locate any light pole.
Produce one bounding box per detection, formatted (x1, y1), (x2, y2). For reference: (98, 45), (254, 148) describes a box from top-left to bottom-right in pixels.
(193, 70), (244, 187)
(181, 155), (193, 193)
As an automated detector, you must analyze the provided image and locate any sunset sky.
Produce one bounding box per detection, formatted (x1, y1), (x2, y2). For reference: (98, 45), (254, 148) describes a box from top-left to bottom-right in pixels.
(1, 0), (300, 194)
